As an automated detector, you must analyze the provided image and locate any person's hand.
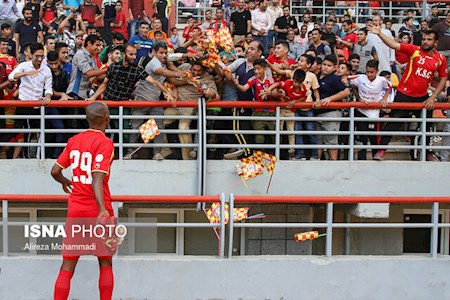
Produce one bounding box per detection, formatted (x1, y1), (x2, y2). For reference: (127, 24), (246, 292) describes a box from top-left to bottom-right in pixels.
(313, 99), (321, 109)
(110, 22), (114, 28)
(380, 98), (388, 108)
(40, 97), (51, 106)
(126, 17), (133, 24)
(61, 178), (72, 194)
(70, 6), (77, 12)
(97, 208), (110, 225)
(25, 70), (40, 77)
(135, 43), (142, 49)
(286, 100), (296, 109)
(60, 93), (72, 101)
(320, 97), (331, 106)
(424, 97), (435, 110)
(336, 36), (342, 43)
(167, 93), (177, 107)
(186, 52), (201, 60)
(367, 23), (381, 35)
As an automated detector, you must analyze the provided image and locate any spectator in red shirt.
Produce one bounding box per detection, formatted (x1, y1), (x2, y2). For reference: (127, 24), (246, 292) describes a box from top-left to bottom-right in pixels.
(234, 58), (276, 147)
(111, 1), (128, 40)
(182, 16), (196, 41)
(266, 40), (296, 82)
(78, 0), (102, 25)
(41, 0), (58, 35)
(211, 8), (228, 33)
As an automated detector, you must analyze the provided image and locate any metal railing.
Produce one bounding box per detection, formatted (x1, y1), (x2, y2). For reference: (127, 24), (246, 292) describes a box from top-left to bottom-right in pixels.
(1, 100), (450, 163)
(1, 194), (450, 257)
(175, 0), (449, 26)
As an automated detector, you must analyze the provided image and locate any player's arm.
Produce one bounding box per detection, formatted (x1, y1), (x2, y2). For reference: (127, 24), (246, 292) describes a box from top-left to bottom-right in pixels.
(92, 172), (110, 219)
(154, 65), (184, 79)
(368, 23), (400, 51)
(424, 76), (447, 110)
(50, 164), (73, 194)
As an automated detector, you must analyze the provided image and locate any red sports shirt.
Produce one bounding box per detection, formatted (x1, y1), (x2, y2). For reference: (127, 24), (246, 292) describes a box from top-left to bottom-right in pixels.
(398, 43), (448, 98)
(279, 80), (307, 112)
(56, 130), (114, 212)
(247, 76), (275, 112)
(266, 54), (296, 82)
(0, 54), (17, 75)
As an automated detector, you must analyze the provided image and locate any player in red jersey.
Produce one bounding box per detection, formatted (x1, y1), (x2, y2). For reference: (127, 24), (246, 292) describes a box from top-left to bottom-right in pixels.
(0, 38), (17, 75)
(51, 102), (115, 300)
(369, 23), (448, 161)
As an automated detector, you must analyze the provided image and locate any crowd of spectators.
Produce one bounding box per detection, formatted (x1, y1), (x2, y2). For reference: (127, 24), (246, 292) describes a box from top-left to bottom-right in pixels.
(0, 0), (449, 161)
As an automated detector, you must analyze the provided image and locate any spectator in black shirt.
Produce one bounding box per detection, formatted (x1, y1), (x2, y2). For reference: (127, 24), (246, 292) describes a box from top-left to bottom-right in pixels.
(14, 7), (43, 62)
(46, 51), (70, 158)
(1, 23), (16, 58)
(321, 19), (336, 51)
(412, 20), (429, 46)
(25, 0), (42, 24)
(102, 0), (117, 45)
(230, 0), (252, 45)
(274, 5), (298, 42)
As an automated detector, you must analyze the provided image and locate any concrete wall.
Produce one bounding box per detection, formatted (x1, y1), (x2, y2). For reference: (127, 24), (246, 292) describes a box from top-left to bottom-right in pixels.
(1, 160), (449, 196)
(1, 256), (450, 300)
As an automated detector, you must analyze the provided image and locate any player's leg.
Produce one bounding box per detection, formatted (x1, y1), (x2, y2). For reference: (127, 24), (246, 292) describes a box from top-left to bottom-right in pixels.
(54, 256), (79, 300)
(98, 256), (114, 300)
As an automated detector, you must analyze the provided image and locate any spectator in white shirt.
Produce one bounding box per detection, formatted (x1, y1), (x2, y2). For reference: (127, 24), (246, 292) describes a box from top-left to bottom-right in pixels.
(8, 43), (53, 158)
(251, 0), (271, 57)
(0, 0), (24, 32)
(367, 14), (396, 73)
(266, 1), (282, 49)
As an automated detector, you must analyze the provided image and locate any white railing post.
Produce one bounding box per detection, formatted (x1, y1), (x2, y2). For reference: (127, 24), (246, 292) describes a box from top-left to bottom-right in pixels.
(326, 202), (333, 257)
(430, 202), (439, 258)
(228, 193), (235, 258)
(2, 200), (8, 256)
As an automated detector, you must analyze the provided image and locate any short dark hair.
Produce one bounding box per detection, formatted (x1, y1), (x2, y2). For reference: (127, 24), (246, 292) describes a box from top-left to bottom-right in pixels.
(154, 30), (163, 36)
(29, 43), (44, 55)
(379, 70), (391, 77)
(116, 0), (122, 4)
(301, 54), (315, 67)
(424, 29), (439, 41)
(275, 40), (289, 50)
(339, 62), (351, 71)
(113, 32), (125, 41)
(84, 34), (101, 47)
(293, 69), (306, 83)
(348, 53), (360, 61)
(405, 17), (413, 23)
(191, 60), (205, 70)
(311, 28), (322, 35)
(139, 20), (149, 27)
(86, 25), (98, 32)
(122, 43), (135, 53)
(216, 7), (224, 12)
(323, 54), (337, 65)
(55, 42), (68, 53)
(22, 7), (32, 14)
(234, 44), (245, 52)
(153, 41), (168, 52)
(0, 37), (8, 44)
(283, 5), (290, 9)
(171, 27), (177, 32)
(253, 58), (267, 68)
(22, 42), (32, 53)
(45, 35), (56, 44)
(1, 23), (11, 30)
(342, 20), (352, 26)
(305, 49), (317, 58)
(366, 59), (379, 69)
(315, 57), (323, 65)
(399, 32), (410, 41)
(47, 50), (59, 62)
(359, 27), (368, 35)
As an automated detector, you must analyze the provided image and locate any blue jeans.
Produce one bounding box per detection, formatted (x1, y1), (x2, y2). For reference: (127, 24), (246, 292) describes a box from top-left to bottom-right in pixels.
(253, 35), (269, 57)
(45, 107), (65, 158)
(128, 19), (140, 39)
(268, 30), (276, 49)
(294, 109), (318, 159)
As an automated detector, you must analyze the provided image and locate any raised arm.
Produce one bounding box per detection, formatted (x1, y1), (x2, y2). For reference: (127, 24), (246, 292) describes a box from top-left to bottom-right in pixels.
(368, 23), (400, 51)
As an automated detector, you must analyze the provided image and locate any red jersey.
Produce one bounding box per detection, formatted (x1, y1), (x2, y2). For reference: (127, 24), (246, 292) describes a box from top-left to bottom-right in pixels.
(43, 6), (56, 23)
(56, 130), (114, 212)
(247, 76), (275, 112)
(79, 4), (101, 24)
(279, 80), (307, 112)
(266, 54), (296, 82)
(0, 54), (17, 75)
(398, 43), (448, 98)
(113, 11), (129, 40)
